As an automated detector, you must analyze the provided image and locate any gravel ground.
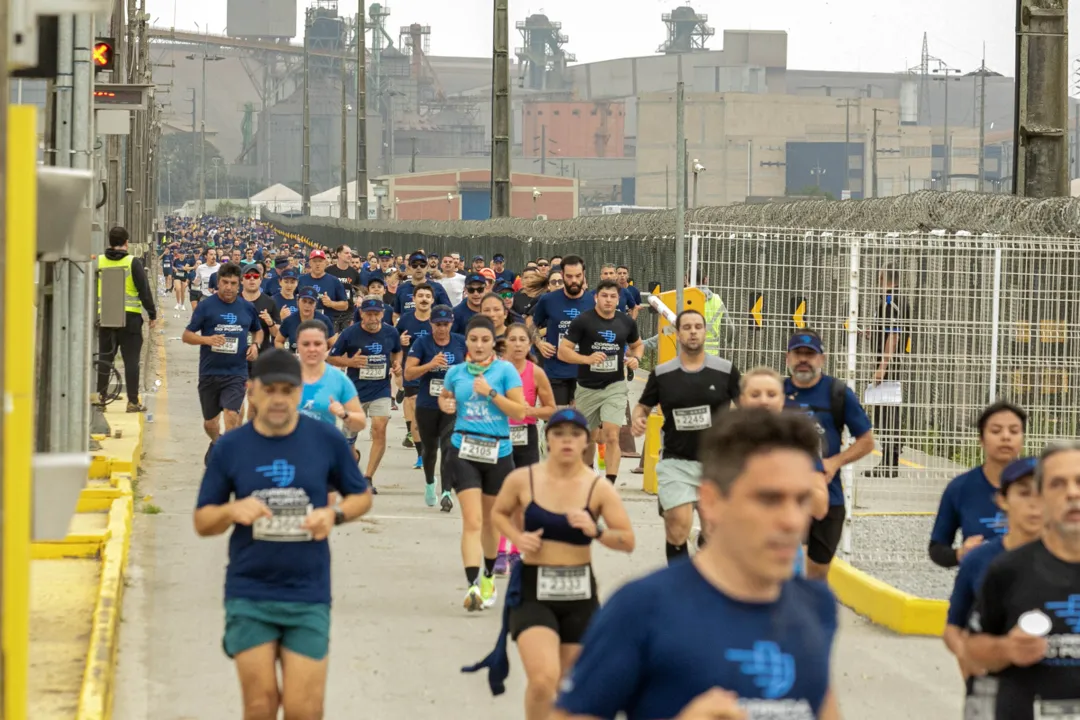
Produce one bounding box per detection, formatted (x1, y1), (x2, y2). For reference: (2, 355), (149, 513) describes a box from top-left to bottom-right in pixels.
(845, 515), (957, 600)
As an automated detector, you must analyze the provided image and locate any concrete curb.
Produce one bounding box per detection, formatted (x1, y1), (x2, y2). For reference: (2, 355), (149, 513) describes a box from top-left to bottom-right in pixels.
(828, 557), (948, 636)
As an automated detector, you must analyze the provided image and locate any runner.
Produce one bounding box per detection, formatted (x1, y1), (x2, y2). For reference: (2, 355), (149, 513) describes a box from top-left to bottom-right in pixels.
(438, 316), (528, 611)
(452, 273), (488, 334)
(511, 267), (544, 318)
(271, 267), (301, 320)
(324, 246), (361, 334)
(943, 456), (1040, 715)
(328, 297), (403, 495)
(194, 349), (373, 720)
(964, 440), (1080, 720)
(929, 401), (1027, 568)
(559, 279), (644, 482)
(192, 247), (220, 311)
(406, 305), (467, 509)
(181, 262), (263, 464)
(394, 250), (451, 319)
(480, 292), (512, 348)
(552, 408), (840, 720)
(464, 407), (635, 715)
(300, 249), (349, 321)
(296, 319), (367, 434)
(240, 262), (281, 421)
(631, 309), (740, 564)
(275, 286), (336, 352)
(397, 283), (438, 469)
(529, 257), (592, 407)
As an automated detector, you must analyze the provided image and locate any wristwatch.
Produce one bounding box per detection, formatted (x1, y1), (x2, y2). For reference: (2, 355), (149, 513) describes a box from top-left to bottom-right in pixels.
(337, 408), (349, 420)
(488, 389), (498, 400)
(333, 507), (346, 525)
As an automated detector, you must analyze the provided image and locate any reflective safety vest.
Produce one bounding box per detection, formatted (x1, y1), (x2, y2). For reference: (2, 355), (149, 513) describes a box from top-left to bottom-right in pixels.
(703, 293), (726, 356)
(97, 253), (142, 315)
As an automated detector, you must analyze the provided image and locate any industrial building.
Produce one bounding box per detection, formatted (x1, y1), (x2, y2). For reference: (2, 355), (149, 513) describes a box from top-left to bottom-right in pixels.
(377, 170), (577, 221)
(135, 1), (1080, 213)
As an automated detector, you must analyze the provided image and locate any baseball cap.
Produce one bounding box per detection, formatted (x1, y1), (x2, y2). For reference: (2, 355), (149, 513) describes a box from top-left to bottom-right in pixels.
(250, 348), (302, 386)
(366, 272), (386, 286)
(360, 297), (385, 313)
(280, 267), (299, 280)
(494, 279), (513, 293)
(788, 330), (824, 354)
(297, 286), (319, 301)
(492, 253), (505, 262)
(479, 267), (497, 281)
(274, 255), (290, 267)
(465, 273), (486, 286)
(309, 249), (327, 260)
(1000, 457), (1038, 494)
(546, 407), (589, 433)
(472, 255), (485, 262)
(377, 247), (393, 257)
(241, 262), (263, 276)
(431, 305), (455, 323)
(408, 251), (427, 264)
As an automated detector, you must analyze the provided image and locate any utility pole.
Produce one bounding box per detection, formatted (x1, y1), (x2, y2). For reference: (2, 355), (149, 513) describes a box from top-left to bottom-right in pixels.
(675, 73), (686, 313)
(490, 0), (511, 217)
(683, 139), (689, 208)
(836, 99), (858, 196)
(1014, 0), (1068, 197)
(199, 36), (207, 214)
(339, 43), (348, 218)
(932, 66), (962, 191)
(976, 48), (989, 191)
(302, 11), (311, 215)
(355, 0), (368, 220)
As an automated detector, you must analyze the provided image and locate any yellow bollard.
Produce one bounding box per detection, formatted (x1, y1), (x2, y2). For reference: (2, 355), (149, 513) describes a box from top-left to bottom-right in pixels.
(642, 412), (663, 495)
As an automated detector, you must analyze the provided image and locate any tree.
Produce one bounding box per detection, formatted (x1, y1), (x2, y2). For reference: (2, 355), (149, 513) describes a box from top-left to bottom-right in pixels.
(789, 184), (836, 201)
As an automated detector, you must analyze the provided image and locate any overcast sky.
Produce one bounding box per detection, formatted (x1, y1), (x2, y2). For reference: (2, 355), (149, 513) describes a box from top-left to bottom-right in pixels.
(147, 0), (1080, 77)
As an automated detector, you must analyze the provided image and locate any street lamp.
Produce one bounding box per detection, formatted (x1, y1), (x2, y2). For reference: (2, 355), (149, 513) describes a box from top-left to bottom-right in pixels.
(691, 159), (705, 208)
(932, 66), (963, 191)
(185, 36), (225, 216)
(447, 192), (455, 221)
(532, 187), (542, 218)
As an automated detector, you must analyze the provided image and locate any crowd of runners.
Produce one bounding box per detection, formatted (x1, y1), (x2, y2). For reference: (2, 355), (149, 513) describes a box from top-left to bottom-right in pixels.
(159, 215), (1080, 720)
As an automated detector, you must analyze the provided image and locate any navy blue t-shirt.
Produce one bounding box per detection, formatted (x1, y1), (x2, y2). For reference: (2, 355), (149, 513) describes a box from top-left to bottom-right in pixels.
(329, 323), (402, 402)
(263, 274), (282, 297)
(451, 300), (479, 335)
(947, 536), (1006, 627)
(617, 287), (639, 314)
(194, 417), (369, 604)
(185, 294), (261, 377)
(529, 289), (596, 380)
(272, 291), (299, 318)
(393, 279), (451, 315)
(930, 466), (1008, 547)
(299, 272), (346, 315)
(278, 311), (335, 350)
(783, 376), (873, 506)
(396, 311), (433, 389)
(555, 561), (837, 720)
(408, 333), (467, 410)
(623, 284), (642, 305)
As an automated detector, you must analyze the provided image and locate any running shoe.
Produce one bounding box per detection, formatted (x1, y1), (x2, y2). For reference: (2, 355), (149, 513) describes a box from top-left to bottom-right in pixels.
(424, 484), (437, 507)
(493, 551), (509, 576)
(390, 400), (398, 411)
(126, 401), (146, 413)
(412, 456), (423, 469)
(439, 491), (454, 513)
(463, 583), (484, 612)
(402, 432), (414, 448)
(480, 574), (498, 609)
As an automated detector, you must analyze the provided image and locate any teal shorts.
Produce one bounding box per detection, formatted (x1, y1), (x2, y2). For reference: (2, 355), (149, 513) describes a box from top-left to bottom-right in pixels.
(222, 598), (331, 661)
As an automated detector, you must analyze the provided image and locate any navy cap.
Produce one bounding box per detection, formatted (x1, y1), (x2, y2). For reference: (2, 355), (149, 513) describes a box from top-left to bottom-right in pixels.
(280, 267), (299, 280)
(788, 330), (824, 354)
(546, 407), (589, 433)
(359, 297), (385, 313)
(431, 305), (455, 323)
(472, 255), (485, 262)
(1001, 457), (1038, 494)
(465, 273), (486, 286)
(492, 253), (505, 262)
(494, 279), (513, 293)
(408, 251), (427, 264)
(297, 286), (319, 301)
(274, 255), (290, 267)
(241, 262), (263, 276)
(365, 272), (386, 286)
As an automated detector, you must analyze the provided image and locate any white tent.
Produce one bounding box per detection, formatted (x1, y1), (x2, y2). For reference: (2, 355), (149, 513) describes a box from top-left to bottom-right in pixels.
(250, 183), (302, 214)
(308, 180), (377, 219)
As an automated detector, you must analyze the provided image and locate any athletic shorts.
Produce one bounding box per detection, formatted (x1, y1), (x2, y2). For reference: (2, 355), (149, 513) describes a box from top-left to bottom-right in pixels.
(198, 375), (247, 420)
(549, 377), (577, 406)
(189, 288), (202, 302)
(509, 563), (599, 645)
(361, 397), (392, 418)
(657, 457), (702, 512)
(332, 313), (352, 334)
(807, 504), (846, 565)
(222, 598), (330, 661)
(574, 382), (628, 430)
(511, 423), (540, 468)
(446, 444), (514, 496)
(163, 267), (173, 277)
(403, 386), (419, 399)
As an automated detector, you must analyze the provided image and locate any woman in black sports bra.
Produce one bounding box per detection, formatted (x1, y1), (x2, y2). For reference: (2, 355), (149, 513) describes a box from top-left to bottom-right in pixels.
(489, 407), (635, 720)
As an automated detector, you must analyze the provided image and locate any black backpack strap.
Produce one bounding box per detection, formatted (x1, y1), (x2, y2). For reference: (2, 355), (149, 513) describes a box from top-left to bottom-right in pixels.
(829, 376), (847, 436)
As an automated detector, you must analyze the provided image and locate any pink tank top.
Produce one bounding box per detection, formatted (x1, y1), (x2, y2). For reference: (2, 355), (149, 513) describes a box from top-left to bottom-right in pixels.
(511, 360), (538, 426)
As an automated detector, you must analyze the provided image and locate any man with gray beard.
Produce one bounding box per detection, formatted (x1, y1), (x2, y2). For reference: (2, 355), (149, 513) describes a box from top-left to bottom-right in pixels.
(783, 330), (875, 580)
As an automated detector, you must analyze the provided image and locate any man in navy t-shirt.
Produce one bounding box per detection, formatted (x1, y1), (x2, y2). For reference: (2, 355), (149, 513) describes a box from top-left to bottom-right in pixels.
(528, 254), (595, 407)
(396, 283), (437, 469)
(783, 330), (874, 581)
(182, 262), (263, 464)
(300, 249), (349, 318)
(554, 408), (839, 720)
(194, 349), (372, 720)
(491, 253), (516, 285)
(394, 250), (451, 317)
(451, 273), (487, 335)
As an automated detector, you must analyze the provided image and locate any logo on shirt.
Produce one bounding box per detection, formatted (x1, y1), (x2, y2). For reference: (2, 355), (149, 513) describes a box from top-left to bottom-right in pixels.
(563, 308), (581, 319)
(255, 459), (296, 488)
(366, 343), (383, 355)
(1046, 596), (1080, 632)
(978, 512), (1009, 535)
(311, 284), (322, 293)
(598, 329), (617, 343)
(444, 352), (456, 364)
(725, 641), (795, 699)
(221, 313), (238, 324)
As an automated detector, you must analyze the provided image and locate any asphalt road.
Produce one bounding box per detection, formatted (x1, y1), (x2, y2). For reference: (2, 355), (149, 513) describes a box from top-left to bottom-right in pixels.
(113, 308), (964, 720)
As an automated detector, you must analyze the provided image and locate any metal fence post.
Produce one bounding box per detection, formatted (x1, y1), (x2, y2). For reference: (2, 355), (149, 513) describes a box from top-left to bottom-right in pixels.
(989, 245), (1003, 404)
(840, 235), (861, 557)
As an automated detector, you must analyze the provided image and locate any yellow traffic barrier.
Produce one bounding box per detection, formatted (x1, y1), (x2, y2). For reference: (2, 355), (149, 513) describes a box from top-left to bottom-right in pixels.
(642, 412), (663, 495)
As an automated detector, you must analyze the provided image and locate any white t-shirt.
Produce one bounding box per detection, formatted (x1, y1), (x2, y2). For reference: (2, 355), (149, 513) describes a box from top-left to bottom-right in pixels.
(196, 263), (219, 297)
(438, 273), (465, 306)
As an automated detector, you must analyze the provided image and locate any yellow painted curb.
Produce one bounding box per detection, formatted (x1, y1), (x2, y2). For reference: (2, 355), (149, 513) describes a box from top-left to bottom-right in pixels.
(76, 488), (133, 720)
(827, 557), (948, 636)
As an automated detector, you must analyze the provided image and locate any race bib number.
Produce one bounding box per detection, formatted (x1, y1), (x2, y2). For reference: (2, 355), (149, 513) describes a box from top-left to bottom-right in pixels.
(1035, 699), (1080, 719)
(429, 377), (444, 396)
(511, 425), (529, 446)
(673, 405), (712, 431)
(252, 503), (313, 542)
(459, 435), (498, 464)
(593, 355), (617, 373)
(212, 337), (239, 354)
(536, 565), (592, 601)
(357, 363), (386, 381)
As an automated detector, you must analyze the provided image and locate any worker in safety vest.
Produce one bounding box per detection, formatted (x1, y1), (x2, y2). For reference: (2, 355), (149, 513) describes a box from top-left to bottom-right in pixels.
(702, 287), (733, 356)
(96, 226), (158, 412)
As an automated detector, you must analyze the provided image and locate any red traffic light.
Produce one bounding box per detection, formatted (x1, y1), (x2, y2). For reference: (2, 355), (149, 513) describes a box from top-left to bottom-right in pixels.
(93, 40), (114, 70)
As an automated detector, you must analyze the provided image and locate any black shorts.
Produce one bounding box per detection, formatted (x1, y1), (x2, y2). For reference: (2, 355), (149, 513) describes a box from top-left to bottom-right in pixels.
(190, 289), (202, 302)
(509, 564), (599, 644)
(549, 377), (577, 406)
(511, 424), (540, 468)
(807, 504), (846, 565)
(446, 443), (514, 496)
(198, 375), (247, 420)
(332, 313), (352, 334)
(403, 386), (419, 399)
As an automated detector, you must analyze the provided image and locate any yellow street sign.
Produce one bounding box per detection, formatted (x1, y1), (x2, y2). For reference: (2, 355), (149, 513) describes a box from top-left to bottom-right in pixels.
(750, 295), (763, 327)
(793, 299), (807, 329)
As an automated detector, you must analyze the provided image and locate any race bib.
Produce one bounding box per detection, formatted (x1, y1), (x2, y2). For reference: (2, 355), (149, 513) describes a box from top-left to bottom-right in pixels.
(357, 363), (386, 381)
(594, 355), (617, 373)
(212, 336), (239, 354)
(459, 435), (498, 464)
(1035, 699), (1080, 719)
(429, 377), (445, 396)
(672, 405), (712, 431)
(252, 503), (313, 542)
(536, 565), (592, 601)
(511, 425), (529, 446)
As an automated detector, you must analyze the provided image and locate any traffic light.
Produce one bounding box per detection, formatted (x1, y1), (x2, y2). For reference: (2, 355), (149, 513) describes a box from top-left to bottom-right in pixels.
(92, 39), (115, 71)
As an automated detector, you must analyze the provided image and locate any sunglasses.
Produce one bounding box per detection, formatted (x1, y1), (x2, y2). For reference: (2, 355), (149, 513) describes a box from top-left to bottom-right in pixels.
(378, 251), (393, 257)
(499, 292), (514, 299)
(466, 286), (486, 294)
(549, 279), (564, 286)
(409, 261), (427, 269)
(243, 273), (261, 280)
(537, 262), (550, 267)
